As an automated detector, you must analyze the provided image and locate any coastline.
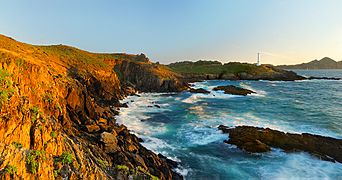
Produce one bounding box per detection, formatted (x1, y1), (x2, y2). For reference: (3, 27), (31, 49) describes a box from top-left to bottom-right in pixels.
(115, 77), (342, 178)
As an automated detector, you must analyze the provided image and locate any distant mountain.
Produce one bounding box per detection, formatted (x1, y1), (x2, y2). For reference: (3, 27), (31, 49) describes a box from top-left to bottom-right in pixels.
(277, 57), (342, 69)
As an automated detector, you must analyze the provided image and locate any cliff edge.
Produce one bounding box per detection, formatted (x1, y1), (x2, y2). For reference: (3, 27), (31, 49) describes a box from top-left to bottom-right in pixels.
(0, 35), (184, 179)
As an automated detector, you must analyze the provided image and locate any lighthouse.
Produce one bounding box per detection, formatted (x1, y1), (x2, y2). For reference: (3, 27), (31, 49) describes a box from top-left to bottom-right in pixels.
(256, 53), (261, 66)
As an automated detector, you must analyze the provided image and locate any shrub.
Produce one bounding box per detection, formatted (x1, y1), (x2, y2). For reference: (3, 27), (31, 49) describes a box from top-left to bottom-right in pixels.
(26, 150), (46, 174)
(97, 159), (109, 169)
(12, 142), (23, 149)
(56, 152), (73, 165)
(114, 165), (129, 173)
(4, 165), (17, 175)
(0, 90), (11, 108)
(50, 131), (57, 139)
(136, 166), (159, 180)
(53, 169), (60, 178)
(30, 106), (39, 123)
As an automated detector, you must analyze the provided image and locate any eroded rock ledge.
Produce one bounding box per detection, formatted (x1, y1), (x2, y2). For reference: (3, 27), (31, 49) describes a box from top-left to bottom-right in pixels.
(213, 85), (255, 96)
(218, 125), (342, 163)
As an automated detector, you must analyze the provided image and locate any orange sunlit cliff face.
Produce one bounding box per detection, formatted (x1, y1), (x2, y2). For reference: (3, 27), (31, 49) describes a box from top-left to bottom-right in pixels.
(0, 34), (185, 179)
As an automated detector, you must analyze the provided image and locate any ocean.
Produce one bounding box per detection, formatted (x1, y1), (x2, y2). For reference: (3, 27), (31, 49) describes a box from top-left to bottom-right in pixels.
(116, 70), (342, 179)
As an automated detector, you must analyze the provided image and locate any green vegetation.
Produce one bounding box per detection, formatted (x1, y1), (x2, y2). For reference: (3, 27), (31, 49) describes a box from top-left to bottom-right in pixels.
(114, 165), (159, 180)
(97, 159), (109, 169)
(136, 166), (159, 180)
(0, 89), (13, 108)
(53, 169), (60, 178)
(50, 131), (57, 139)
(55, 102), (62, 113)
(114, 164), (130, 173)
(4, 165), (17, 175)
(16, 58), (25, 68)
(26, 150), (46, 174)
(38, 45), (108, 67)
(55, 152), (73, 165)
(30, 106), (39, 123)
(53, 152), (73, 178)
(0, 69), (14, 108)
(0, 69), (11, 83)
(168, 61), (267, 75)
(12, 142), (23, 149)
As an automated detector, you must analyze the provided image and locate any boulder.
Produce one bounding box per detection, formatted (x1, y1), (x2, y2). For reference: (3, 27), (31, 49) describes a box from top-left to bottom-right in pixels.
(85, 124), (101, 133)
(100, 132), (120, 153)
(218, 125), (342, 163)
(213, 85), (255, 96)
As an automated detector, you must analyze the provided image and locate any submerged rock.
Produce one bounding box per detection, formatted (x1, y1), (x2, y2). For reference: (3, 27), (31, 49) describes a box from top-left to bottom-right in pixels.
(218, 125), (342, 163)
(189, 88), (210, 94)
(213, 85), (255, 96)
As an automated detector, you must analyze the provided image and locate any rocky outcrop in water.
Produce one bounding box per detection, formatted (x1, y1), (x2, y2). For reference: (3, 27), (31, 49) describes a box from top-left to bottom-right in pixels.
(218, 125), (342, 163)
(189, 88), (210, 94)
(307, 76), (341, 80)
(213, 85), (255, 96)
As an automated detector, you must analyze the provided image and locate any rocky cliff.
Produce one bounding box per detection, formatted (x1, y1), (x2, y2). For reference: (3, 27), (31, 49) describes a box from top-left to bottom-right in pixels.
(0, 35), (184, 179)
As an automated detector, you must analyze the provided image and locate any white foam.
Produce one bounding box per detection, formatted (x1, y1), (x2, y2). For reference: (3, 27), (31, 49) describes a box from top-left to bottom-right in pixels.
(140, 135), (176, 153)
(116, 93), (169, 135)
(175, 166), (191, 177)
(239, 82), (267, 97)
(260, 150), (342, 179)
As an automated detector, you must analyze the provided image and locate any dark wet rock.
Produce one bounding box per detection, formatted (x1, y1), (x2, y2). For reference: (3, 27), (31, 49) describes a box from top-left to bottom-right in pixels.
(218, 125), (342, 163)
(158, 154), (178, 169)
(307, 76), (342, 80)
(154, 104), (161, 108)
(189, 88), (210, 94)
(120, 103), (129, 108)
(213, 85), (255, 96)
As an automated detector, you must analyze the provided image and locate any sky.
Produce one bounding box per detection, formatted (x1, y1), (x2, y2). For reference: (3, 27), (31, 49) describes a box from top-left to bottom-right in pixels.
(1, 0), (342, 65)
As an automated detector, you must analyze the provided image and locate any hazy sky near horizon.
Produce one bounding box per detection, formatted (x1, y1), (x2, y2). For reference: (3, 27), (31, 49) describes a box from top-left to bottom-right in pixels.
(1, 0), (342, 65)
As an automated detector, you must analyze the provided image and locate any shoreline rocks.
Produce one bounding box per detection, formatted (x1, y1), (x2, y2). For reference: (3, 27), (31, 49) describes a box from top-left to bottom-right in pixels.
(307, 76), (341, 80)
(189, 88), (210, 94)
(213, 85), (255, 96)
(218, 125), (342, 163)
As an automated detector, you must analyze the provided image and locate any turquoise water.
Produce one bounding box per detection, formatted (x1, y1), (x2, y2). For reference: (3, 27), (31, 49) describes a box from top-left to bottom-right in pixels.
(116, 70), (342, 179)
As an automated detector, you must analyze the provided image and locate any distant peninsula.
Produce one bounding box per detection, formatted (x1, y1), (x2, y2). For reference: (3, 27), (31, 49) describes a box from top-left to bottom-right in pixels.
(168, 60), (304, 82)
(277, 57), (342, 69)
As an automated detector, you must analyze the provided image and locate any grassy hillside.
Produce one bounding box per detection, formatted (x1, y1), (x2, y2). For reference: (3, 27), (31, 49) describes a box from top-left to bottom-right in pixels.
(168, 60), (303, 81)
(168, 60), (276, 75)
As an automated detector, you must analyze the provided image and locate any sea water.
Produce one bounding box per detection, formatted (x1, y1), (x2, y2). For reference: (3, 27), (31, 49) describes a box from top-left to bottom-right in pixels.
(116, 70), (342, 179)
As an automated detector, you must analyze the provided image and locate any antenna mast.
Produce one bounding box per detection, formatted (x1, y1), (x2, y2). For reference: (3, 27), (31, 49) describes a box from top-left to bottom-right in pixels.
(257, 53), (261, 66)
